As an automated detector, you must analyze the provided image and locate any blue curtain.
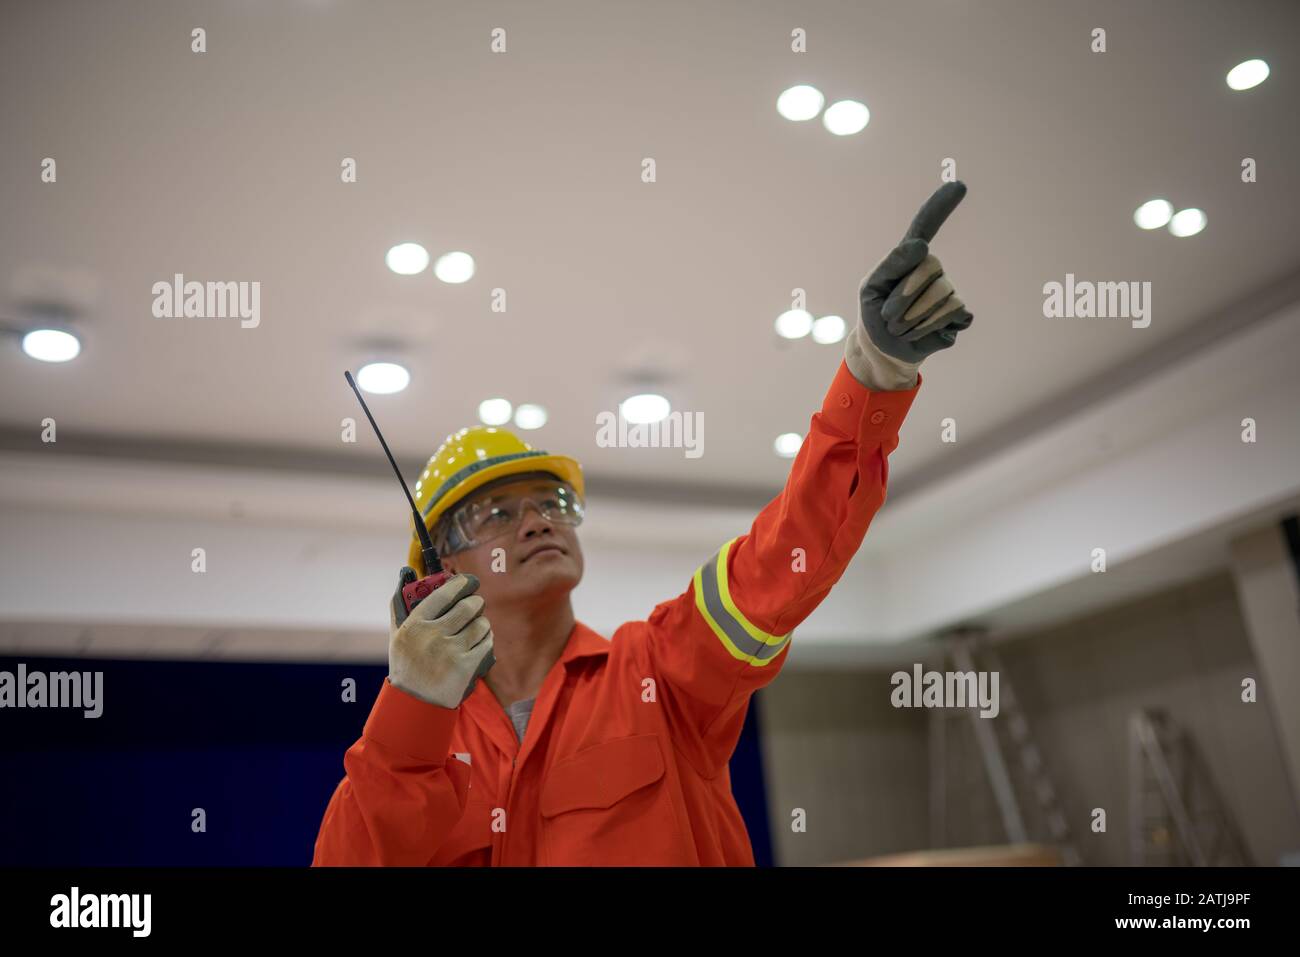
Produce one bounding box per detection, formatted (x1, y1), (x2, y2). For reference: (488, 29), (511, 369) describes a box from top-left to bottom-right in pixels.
(0, 655), (773, 866)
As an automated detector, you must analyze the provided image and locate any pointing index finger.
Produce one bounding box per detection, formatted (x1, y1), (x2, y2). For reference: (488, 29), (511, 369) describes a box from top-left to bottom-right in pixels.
(904, 181), (967, 243)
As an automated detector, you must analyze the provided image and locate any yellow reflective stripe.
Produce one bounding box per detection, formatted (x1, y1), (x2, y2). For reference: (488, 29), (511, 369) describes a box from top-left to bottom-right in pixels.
(693, 562), (750, 663)
(714, 539), (789, 648)
(693, 537), (791, 667)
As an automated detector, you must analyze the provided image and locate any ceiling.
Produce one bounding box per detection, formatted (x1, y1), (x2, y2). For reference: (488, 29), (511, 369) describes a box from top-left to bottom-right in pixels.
(2, 0), (1299, 495)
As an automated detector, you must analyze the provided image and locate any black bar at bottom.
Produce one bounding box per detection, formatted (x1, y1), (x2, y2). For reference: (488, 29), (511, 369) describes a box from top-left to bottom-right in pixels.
(0, 866), (1289, 943)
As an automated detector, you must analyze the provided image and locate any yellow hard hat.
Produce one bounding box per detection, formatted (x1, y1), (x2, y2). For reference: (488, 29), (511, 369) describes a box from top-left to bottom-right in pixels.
(408, 425), (584, 574)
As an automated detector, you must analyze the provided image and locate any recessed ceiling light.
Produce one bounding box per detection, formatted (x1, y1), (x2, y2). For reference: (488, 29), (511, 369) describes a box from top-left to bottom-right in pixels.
(1226, 59), (1269, 91)
(812, 315), (847, 344)
(1133, 199), (1174, 230)
(434, 251), (475, 284)
(775, 309), (814, 339)
(774, 432), (802, 458)
(822, 100), (870, 136)
(478, 397), (513, 425)
(514, 403), (547, 430)
(385, 242), (429, 276)
(777, 85), (825, 121)
(621, 393), (671, 424)
(21, 328), (81, 363)
(356, 362), (410, 394)
(1168, 208), (1207, 237)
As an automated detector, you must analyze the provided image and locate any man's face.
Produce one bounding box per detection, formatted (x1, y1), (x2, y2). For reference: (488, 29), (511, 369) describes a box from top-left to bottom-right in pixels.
(439, 475), (585, 607)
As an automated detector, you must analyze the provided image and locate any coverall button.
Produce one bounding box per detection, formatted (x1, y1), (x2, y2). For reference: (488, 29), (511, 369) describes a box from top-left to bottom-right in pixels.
(838, 392), (852, 409)
(869, 410), (887, 425)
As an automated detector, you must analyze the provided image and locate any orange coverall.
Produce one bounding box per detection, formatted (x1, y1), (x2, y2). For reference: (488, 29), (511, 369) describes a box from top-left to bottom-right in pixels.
(312, 360), (921, 865)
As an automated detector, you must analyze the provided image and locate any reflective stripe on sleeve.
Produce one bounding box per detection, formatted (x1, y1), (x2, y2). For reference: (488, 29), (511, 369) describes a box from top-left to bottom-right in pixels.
(692, 537), (791, 666)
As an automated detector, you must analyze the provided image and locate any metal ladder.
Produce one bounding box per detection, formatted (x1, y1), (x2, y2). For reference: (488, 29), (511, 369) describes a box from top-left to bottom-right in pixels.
(1128, 709), (1251, 866)
(932, 629), (1081, 866)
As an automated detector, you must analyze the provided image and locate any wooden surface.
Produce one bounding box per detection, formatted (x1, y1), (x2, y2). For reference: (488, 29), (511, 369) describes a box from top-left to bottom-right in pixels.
(836, 844), (1064, 867)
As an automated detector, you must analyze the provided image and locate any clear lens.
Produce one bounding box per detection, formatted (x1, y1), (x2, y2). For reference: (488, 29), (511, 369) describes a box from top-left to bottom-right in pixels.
(451, 480), (583, 548)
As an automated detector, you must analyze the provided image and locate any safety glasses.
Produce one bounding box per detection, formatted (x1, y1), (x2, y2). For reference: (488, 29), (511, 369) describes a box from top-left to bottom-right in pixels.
(442, 478), (584, 552)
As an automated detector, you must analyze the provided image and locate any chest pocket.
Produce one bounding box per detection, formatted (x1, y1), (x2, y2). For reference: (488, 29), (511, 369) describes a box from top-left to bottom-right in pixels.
(541, 734), (664, 815)
(540, 733), (688, 865)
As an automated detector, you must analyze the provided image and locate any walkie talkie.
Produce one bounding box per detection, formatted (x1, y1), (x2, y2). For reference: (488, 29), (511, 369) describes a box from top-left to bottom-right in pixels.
(344, 370), (454, 621)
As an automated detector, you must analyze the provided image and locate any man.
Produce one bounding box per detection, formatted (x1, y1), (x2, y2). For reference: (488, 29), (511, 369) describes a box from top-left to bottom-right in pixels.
(312, 182), (974, 865)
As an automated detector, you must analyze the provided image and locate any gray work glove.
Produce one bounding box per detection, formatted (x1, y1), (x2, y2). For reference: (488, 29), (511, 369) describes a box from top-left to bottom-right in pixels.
(847, 181), (974, 390)
(388, 569), (496, 709)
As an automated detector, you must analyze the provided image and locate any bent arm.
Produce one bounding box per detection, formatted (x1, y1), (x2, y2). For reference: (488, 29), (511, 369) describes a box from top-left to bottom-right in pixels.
(312, 679), (471, 866)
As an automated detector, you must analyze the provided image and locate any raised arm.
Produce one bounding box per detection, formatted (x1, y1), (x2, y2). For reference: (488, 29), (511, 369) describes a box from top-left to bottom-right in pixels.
(640, 182), (975, 775)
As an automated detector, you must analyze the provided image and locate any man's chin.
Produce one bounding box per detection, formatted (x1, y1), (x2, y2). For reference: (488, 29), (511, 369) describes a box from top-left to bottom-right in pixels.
(515, 554), (581, 592)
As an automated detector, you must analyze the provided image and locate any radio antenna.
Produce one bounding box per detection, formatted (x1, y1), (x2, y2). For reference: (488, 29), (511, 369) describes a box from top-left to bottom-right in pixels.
(344, 370), (441, 575)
